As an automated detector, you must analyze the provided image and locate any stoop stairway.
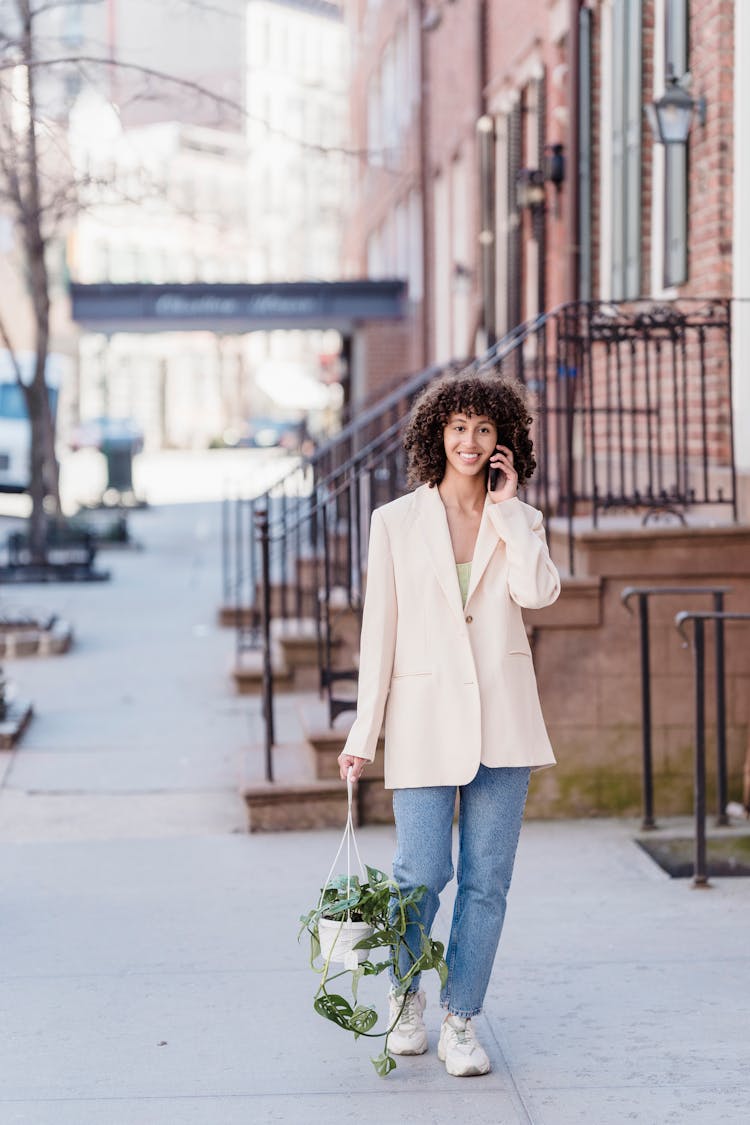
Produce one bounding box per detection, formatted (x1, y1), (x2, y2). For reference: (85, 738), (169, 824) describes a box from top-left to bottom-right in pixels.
(232, 300), (749, 831)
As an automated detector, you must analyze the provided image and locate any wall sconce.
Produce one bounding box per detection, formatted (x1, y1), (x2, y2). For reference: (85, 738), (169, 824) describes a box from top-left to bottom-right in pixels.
(544, 143), (565, 188)
(646, 70), (707, 145)
(452, 262), (473, 294)
(516, 168), (546, 210)
(422, 5), (442, 31)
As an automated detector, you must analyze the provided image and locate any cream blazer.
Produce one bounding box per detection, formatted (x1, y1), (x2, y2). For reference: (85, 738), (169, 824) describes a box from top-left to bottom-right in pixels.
(342, 484), (561, 788)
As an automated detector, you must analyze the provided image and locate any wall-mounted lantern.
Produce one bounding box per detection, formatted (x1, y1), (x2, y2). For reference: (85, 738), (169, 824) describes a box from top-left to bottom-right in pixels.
(544, 143), (565, 188)
(452, 262), (473, 294)
(646, 70), (707, 145)
(516, 167), (546, 210)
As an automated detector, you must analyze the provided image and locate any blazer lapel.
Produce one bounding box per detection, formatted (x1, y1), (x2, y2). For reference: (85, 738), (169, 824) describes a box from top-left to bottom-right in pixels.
(464, 498), (501, 608)
(415, 485), (466, 624)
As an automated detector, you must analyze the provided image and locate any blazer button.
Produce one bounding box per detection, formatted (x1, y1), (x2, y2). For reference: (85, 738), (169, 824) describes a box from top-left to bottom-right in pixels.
(465, 615), (473, 623)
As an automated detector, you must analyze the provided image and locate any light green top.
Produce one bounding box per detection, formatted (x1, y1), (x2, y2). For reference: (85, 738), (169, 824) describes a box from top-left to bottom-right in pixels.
(456, 562), (472, 607)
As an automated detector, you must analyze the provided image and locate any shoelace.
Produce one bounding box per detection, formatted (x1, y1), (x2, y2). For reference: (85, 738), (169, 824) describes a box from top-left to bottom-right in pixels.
(448, 1020), (475, 1047)
(393, 994), (420, 1027)
(401, 1002), (419, 1027)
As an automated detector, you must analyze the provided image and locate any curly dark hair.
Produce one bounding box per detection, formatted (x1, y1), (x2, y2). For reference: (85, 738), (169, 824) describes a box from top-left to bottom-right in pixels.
(403, 369), (536, 488)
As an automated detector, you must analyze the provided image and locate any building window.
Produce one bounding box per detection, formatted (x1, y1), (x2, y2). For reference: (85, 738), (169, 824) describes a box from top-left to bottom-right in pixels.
(381, 42), (397, 164)
(366, 227), (383, 278)
(433, 172), (451, 362)
(367, 71), (382, 166)
(664, 0), (688, 287)
(395, 199), (408, 280)
(579, 6), (593, 300)
(408, 190), (423, 302)
(610, 0), (642, 299)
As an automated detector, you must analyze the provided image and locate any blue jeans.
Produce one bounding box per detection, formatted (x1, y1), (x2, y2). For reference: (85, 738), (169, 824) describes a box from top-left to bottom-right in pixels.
(389, 765), (530, 1018)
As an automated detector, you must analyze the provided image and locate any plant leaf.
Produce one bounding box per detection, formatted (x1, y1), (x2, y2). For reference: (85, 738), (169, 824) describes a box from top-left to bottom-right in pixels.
(350, 964), (364, 1002)
(309, 929), (321, 968)
(371, 1049), (397, 1077)
(437, 956), (449, 989)
(350, 1005), (378, 1036)
(362, 958), (391, 976)
(313, 993), (354, 1030)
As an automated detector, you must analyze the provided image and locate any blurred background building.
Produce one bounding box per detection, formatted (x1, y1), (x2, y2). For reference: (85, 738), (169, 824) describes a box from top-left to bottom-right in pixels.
(242, 0), (349, 445)
(1, 0), (349, 464)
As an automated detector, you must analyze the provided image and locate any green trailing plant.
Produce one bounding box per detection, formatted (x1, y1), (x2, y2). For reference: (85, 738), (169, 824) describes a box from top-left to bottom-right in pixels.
(299, 864), (448, 1076)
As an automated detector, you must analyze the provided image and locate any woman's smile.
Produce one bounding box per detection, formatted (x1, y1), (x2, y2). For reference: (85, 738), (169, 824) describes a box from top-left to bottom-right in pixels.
(443, 413), (498, 478)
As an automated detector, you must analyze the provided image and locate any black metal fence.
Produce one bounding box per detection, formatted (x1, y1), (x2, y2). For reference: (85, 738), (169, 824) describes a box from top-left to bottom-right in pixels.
(675, 611), (750, 887)
(224, 299), (738, 767)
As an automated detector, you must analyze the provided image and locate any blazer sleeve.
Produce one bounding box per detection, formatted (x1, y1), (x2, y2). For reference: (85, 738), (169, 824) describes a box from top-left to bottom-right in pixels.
(341, 508), (397, 762)
(486, 496), (561, 609)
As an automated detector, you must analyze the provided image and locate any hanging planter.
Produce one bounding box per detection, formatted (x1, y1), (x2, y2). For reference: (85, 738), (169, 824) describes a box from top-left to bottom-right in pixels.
(317, 916), (374, 965)
(299, 771), (447, 1076)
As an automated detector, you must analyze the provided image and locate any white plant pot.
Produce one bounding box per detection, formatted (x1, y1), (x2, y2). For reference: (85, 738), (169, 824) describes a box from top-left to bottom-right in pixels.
(318, 917), (373, 965)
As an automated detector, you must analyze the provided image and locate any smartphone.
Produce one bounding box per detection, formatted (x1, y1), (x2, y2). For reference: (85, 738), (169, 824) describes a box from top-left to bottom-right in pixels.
(488, 437), (512, 492)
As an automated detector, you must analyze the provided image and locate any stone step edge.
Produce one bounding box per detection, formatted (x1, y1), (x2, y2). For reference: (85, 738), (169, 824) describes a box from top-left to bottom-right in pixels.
(304, 727), (385, 782)
(0, 620), (73, 658)
(243, 779), (354, 831)
(0, 699), (34, 749)
(232, 660), (295, 695)
(242, 775), (394, 833)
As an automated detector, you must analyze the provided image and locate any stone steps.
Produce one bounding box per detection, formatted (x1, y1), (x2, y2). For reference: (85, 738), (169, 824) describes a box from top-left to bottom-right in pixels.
(241, 695), (392, 831)
(0, 618), (73, 658)
(0, 699), (34, 749)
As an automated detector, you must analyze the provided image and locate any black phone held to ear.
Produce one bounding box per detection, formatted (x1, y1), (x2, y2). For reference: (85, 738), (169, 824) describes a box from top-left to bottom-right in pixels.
(489, 466), (502, 492)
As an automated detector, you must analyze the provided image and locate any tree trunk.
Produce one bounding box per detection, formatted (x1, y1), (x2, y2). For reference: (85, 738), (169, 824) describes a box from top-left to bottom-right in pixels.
(19, 0), (60, 562)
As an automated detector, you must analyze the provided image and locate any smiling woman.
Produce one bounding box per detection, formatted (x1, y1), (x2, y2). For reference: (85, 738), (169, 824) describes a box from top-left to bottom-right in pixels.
(336, 368), (560, 1079)
(402, 372), (537, 489)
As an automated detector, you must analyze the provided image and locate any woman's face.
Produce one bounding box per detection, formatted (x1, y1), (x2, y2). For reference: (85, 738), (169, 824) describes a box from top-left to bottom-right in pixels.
(442, 412), (498, 481)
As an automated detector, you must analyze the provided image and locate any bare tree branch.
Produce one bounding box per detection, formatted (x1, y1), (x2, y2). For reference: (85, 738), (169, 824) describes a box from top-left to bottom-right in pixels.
(164, 0), (242, 18)
(0, 53), (388, 164)
(0, 309), (24, 387)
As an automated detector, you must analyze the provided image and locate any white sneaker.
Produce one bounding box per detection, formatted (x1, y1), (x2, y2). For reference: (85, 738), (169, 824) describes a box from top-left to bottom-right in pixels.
(387, 988), (428, 1055)
(437, 1014), (491, 1076)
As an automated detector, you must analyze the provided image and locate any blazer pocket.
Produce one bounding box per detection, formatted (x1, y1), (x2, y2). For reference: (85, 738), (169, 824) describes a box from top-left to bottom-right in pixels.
(391, 670), (432, 679)
(507, 622), (532, 657)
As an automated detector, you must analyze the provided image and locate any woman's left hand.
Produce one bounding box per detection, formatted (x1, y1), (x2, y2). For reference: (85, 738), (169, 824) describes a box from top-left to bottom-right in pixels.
(487, 445), (518, 503)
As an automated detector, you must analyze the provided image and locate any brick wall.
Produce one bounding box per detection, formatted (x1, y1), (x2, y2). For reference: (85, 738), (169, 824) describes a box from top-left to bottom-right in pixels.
(345, 1), (738, 406)
(355, 318), (417, 404)
(526, 523), (750, 819)
(681, 0), (734, 298)
(344, 0), (425, 398)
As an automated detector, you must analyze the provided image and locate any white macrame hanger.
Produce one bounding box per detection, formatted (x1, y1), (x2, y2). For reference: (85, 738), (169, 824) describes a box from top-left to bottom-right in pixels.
(318, 768), (367, 917)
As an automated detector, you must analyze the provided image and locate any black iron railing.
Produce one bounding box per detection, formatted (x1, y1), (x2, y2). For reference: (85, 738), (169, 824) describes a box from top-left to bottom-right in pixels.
(622, 585), (732, 831)
(675, 611), (750, 886)
(220, 362), (447, 642)
(224, 299), (737, 772)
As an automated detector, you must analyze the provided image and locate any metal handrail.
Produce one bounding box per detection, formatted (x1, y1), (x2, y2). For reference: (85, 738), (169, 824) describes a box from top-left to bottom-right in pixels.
(621, 585), (732, 829)
(675, 611), (750, 886)
(246, 298), (737, 775)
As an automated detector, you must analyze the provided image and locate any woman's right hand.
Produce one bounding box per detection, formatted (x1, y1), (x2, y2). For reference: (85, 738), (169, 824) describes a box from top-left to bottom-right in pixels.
(338, 753), (368, 782)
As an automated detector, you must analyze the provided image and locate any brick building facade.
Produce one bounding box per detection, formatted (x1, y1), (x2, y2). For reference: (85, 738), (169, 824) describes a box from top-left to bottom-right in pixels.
(344, 0), (748, 508)
(340, 1), (749, 820)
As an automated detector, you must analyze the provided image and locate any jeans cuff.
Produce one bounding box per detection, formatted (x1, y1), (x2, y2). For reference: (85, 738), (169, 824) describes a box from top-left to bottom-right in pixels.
(440, 999), (483, 1018)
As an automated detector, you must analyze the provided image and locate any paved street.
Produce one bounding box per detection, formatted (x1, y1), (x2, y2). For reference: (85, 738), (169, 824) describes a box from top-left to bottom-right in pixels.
(0, 501), (748, 1124)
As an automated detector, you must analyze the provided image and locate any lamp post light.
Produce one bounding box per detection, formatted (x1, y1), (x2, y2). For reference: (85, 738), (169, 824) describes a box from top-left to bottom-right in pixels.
(646, 70), (707, 145)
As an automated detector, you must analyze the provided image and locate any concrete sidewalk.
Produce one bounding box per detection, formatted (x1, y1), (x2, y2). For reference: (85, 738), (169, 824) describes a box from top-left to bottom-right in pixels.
(0, 503), (748, 1124)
